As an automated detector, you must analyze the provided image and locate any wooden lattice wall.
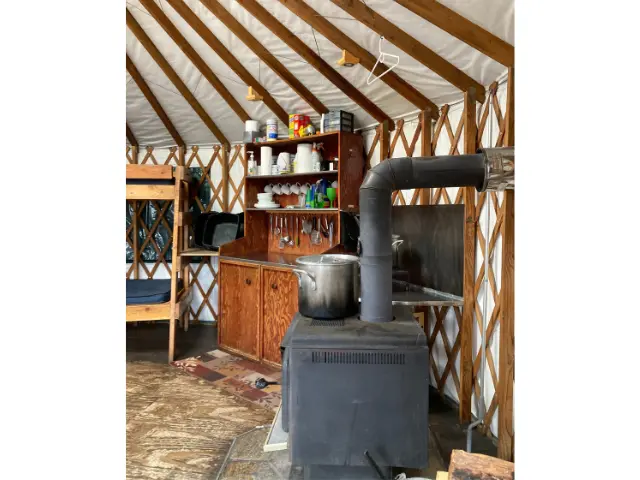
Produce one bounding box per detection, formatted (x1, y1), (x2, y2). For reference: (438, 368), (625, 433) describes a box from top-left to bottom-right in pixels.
(362, 74), (514, 458)
(125, 144), (236, 324)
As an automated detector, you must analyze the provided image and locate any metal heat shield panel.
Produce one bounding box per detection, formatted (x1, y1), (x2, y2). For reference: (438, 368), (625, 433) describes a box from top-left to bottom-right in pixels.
(391, 205), (464, 297)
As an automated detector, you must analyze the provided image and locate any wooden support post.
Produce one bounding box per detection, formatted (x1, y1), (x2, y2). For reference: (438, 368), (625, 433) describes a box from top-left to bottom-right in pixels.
(131, 145), (139, 164)
(130, 142), (140, 280)
(168, 167), (185, 362)
(379, 120), (390, 162)
(132, 199), (139, 280)
(419, 109), (433, 205)
(182, 176), (190, 331)
(459, 88), (477, 424)
(222, 145), (229, 213)
(178, 145), (185, 166)
(498, 67), (515, 461)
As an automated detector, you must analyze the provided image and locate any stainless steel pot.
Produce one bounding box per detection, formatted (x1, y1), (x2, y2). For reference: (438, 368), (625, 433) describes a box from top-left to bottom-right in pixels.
(292, 254), (359, 319)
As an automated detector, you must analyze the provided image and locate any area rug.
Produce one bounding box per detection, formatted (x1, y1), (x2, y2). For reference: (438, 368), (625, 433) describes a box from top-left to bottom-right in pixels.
(172, 350), (281, 413)
(127, 362), (274, 479)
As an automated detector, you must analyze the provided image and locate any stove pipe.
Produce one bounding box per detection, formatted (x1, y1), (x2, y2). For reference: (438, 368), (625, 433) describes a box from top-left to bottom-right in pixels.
(359, 147), (514, 323)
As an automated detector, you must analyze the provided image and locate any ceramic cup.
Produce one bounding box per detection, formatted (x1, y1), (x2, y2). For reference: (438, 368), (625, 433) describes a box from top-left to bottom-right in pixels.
(264, 184), (274, 193)
(300, 182), (311, 194)
(272, 183), (283, 195)
(290, 182), (301, 195)
(331, 181), (338, 189)
(281, 183), (291, 195)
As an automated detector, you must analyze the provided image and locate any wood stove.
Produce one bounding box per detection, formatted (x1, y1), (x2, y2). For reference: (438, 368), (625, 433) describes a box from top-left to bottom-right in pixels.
(280, 311), (429, 479)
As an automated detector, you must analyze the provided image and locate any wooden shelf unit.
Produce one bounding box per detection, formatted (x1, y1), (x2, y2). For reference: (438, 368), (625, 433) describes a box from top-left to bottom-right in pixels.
(216, 130), (365, 364)
(244, 130), (363, 212)
(242, 131), (363, 257)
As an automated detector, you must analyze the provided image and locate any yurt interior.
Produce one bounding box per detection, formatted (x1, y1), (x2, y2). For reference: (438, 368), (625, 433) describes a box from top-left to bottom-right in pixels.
(5, 1), (638, 480)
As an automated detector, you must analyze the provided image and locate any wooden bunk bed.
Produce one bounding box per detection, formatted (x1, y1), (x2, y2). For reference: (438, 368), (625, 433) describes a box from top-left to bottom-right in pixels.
(126, 164), (192, 361)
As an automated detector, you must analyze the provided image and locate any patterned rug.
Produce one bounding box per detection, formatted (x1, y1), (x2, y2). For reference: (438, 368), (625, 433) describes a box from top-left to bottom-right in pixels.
(172, 349), (281, 412)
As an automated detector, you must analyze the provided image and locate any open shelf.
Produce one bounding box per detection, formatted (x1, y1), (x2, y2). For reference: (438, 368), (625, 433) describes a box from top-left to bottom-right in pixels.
(246, 131), (340, 148)
(180, 248), (220, 257)
(247, 208), (339, 212)
(246, 170), (337, 181)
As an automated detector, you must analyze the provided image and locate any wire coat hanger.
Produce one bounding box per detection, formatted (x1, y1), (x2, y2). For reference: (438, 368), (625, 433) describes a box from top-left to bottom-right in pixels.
(366, 36), (400, 85)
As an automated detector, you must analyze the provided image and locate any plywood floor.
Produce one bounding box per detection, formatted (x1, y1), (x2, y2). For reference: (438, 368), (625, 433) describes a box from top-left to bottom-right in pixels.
(126, 362), (274, 479)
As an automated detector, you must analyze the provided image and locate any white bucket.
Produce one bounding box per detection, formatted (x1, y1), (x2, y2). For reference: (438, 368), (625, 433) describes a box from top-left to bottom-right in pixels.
(260, 146), (272, 176)
(266, 118), (278, 141)
(296, 143), (313, 173)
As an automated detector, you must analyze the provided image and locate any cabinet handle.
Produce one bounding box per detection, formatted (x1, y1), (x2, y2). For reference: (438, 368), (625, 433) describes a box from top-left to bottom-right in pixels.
(245, 279), (252, 285)
(271, 283), (277, 290)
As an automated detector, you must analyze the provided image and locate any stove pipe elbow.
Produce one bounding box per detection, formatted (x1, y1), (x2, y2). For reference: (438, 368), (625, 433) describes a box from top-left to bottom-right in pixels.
(358, 147), (514, 323)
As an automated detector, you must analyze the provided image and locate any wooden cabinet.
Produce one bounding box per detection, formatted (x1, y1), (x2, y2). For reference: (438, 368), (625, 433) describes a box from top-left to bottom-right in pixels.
(219, 261), (261, 360)
(261, 267), (298, 365)
(219, 261), (298, 365)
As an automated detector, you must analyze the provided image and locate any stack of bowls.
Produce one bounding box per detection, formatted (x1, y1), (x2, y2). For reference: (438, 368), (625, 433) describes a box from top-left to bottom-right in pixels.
(255, 192), (279, 209)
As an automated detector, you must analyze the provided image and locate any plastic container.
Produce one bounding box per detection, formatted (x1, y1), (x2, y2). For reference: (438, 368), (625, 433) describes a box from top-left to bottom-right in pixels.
(266, 118), (278, 141)
(296, 143), (313, 173)
(322, 110), (354, 133)
(247, 152), (257, 176)
(311, 143), (321, 172)
(245, 120), (259, 132)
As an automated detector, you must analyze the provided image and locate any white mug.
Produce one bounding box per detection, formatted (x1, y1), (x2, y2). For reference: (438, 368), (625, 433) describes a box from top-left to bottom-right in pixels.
(264, 184), (274, 193)
(281, 183), (291, 195)
(331, 181), (338, 189)
(300, 182), (311, 194)
(272, 183), (283, 195)
(290, 182), (301, 195)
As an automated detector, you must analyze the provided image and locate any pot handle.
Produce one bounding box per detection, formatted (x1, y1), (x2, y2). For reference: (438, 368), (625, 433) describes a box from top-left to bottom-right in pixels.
(292, 268), (316, 291)
(392, 239), (404, 248)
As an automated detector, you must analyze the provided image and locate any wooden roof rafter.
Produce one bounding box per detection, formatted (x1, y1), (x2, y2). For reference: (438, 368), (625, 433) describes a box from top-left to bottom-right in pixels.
(277, 0), (438, 119)
(395, 0), (514, 67)
(235, 0), (394, 129)
(329, 0), (486, 103)
(164, 0), (289, 125)
(139, 0), (251, 124)
(126, 123), (138, 147)
(127, 8), (230, 147)
(199, 0), (328, 116)
(126, 54), (185, 147)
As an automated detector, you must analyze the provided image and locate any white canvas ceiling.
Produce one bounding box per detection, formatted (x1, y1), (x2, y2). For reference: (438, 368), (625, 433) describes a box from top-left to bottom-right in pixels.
(126, 0), (514, 146)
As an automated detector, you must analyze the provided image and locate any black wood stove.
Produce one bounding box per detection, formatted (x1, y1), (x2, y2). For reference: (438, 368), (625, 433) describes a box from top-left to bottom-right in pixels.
(280, 311), (429, 479)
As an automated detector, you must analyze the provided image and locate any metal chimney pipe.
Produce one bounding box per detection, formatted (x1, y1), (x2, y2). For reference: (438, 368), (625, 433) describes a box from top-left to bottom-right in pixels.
(358, 147), (514, 323)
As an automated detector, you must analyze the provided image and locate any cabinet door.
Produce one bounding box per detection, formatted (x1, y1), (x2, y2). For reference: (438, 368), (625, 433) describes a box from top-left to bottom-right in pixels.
(219, 262), (261, 359)
(262, 267), (299, 365)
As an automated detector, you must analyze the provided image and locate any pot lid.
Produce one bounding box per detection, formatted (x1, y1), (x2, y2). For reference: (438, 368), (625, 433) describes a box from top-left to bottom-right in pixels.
(296, 254), (359, 266)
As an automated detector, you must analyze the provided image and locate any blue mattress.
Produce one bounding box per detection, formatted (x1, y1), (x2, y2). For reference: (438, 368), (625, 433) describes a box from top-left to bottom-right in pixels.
(126, 279), (184, 305)
(126, 178), (174, 185)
